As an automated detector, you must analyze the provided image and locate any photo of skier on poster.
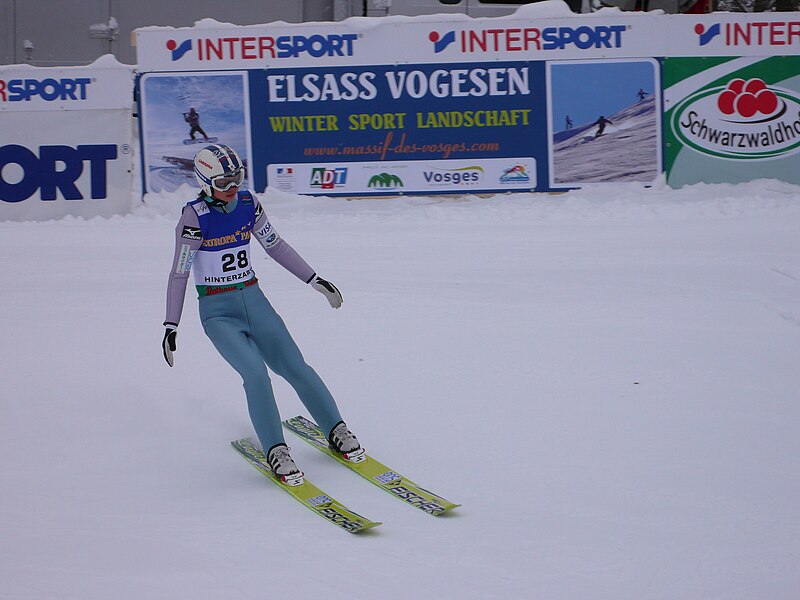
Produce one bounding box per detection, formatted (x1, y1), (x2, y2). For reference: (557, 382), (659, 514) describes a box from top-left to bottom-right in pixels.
(548, 60), (661, 187)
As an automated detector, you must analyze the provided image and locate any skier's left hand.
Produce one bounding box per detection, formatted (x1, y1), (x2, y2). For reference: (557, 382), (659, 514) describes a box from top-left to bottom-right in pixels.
(311, 275), (343, 309)
(162, 327), (177, 366)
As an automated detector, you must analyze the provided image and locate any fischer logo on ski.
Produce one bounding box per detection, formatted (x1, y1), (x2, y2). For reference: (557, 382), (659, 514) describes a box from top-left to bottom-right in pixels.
(283, 416), (460, 516)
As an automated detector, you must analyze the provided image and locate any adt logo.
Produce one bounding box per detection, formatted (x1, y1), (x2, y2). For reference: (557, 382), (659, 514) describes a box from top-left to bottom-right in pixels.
(695, 23), (721, 46)
(0, 144), (117, 202)
(166, 39), (193, 61)
(310, 167), (347, 190)
(429, 31), (456, 53)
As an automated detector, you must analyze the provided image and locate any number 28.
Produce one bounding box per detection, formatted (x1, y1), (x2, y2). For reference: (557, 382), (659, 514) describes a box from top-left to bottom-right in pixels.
(222, 250), (248, 272)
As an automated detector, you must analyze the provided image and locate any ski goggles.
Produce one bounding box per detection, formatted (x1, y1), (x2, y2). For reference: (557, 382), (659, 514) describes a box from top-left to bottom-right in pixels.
(211, 167), (245, 192)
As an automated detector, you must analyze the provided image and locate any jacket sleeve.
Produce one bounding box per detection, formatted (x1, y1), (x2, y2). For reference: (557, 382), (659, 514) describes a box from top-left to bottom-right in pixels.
(164, 206), (203, 327)
(252, 198), (316, 283)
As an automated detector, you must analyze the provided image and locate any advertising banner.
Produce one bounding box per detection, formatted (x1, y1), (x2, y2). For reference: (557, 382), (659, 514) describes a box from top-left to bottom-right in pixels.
(134, 14), (800, 74)
(0, 110), (134, 220)
(665, 14), (800, 58)
(0, 62), (134, 112)
(268, 158), (536, 195)
(252, 61), (545, 194)
(134, 16), (665, 71)
(664, 56), (800, 186)
(133, 13), (798, 196)
(137, 57), (662, 195)
(137, 63), (544, 195)
(0, 61), (135, 221)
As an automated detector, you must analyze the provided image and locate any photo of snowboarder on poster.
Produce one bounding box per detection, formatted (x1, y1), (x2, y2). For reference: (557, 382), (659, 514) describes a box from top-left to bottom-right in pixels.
(183, 107), (215, 144)
(139, 72), (250, 194)
(548, 60), (661, 186)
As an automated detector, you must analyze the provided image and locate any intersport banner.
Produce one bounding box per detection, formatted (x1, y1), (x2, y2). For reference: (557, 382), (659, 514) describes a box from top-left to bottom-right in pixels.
(134, 15), (661, 70)
(0, 59), (135, 221)
(134, 13), (800, 71)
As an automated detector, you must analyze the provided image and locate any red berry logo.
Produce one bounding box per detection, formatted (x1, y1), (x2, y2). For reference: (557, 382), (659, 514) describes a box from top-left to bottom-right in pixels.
(756, 88), (778, 114)
(717, 78), (778, 118)
(717, 90), (736, 115)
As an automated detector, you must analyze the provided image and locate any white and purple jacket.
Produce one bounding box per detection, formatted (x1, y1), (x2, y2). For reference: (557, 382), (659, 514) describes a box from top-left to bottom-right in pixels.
(164, 190), (315, 327)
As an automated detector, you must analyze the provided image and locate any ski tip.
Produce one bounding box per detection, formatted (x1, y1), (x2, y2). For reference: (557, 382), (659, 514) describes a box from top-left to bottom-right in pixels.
(439, 504), (461, 515)
(355, 521), (383, 533)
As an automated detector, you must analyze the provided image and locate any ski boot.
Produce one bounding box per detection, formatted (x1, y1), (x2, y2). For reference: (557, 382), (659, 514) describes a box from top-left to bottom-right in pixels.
(266, 443), (304, 486)
(328, 421), (366, 463)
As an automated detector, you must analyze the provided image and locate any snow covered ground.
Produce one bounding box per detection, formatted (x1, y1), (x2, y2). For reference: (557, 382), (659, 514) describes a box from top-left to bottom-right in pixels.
(2, 178), (800, 599)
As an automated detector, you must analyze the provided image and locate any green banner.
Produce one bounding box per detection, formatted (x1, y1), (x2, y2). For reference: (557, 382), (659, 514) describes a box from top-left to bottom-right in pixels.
(664, 56), (800, 187)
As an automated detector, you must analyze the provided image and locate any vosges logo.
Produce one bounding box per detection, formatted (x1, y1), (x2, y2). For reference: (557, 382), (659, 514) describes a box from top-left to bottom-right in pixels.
(428, 25), (626, 54)
(0, 144), (118, 202)
(166, 33), (358, 62)
(672, 78), (800, 160)
(0, 77), (92, 102)
(423, 166), (483, 186)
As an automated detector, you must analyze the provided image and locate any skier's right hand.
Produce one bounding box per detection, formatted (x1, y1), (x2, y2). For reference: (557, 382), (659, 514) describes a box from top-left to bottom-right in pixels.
(162, 327), (177, 367)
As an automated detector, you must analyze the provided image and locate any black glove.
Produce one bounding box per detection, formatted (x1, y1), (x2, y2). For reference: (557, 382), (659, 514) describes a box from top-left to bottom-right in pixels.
(162, 327), (177, 367)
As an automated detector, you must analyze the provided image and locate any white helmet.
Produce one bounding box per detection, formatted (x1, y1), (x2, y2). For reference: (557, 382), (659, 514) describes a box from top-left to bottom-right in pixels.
(193, 143), (245, 196)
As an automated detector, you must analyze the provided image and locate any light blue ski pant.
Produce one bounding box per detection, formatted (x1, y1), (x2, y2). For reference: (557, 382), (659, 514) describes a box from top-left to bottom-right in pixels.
(199, 284), (342, 453)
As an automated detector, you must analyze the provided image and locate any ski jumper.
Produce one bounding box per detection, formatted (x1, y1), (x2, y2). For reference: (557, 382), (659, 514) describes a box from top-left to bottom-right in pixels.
(164, 190), (343, 452)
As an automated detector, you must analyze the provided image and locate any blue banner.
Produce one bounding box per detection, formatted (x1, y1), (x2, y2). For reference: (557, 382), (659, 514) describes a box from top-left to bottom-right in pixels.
(248, 61), (548, 192)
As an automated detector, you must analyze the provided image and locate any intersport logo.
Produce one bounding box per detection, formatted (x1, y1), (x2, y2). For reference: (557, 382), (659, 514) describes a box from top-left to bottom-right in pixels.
(672, 78), (800, 160)
(694, 21), (800, 48)
(0, 77), (92, 102)
(165, 33), (358, 62)
(429, 25), (626, 54)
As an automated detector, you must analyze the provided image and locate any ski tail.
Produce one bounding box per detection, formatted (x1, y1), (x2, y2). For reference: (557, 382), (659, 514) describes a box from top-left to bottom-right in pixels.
(231, 438), (382, 533)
